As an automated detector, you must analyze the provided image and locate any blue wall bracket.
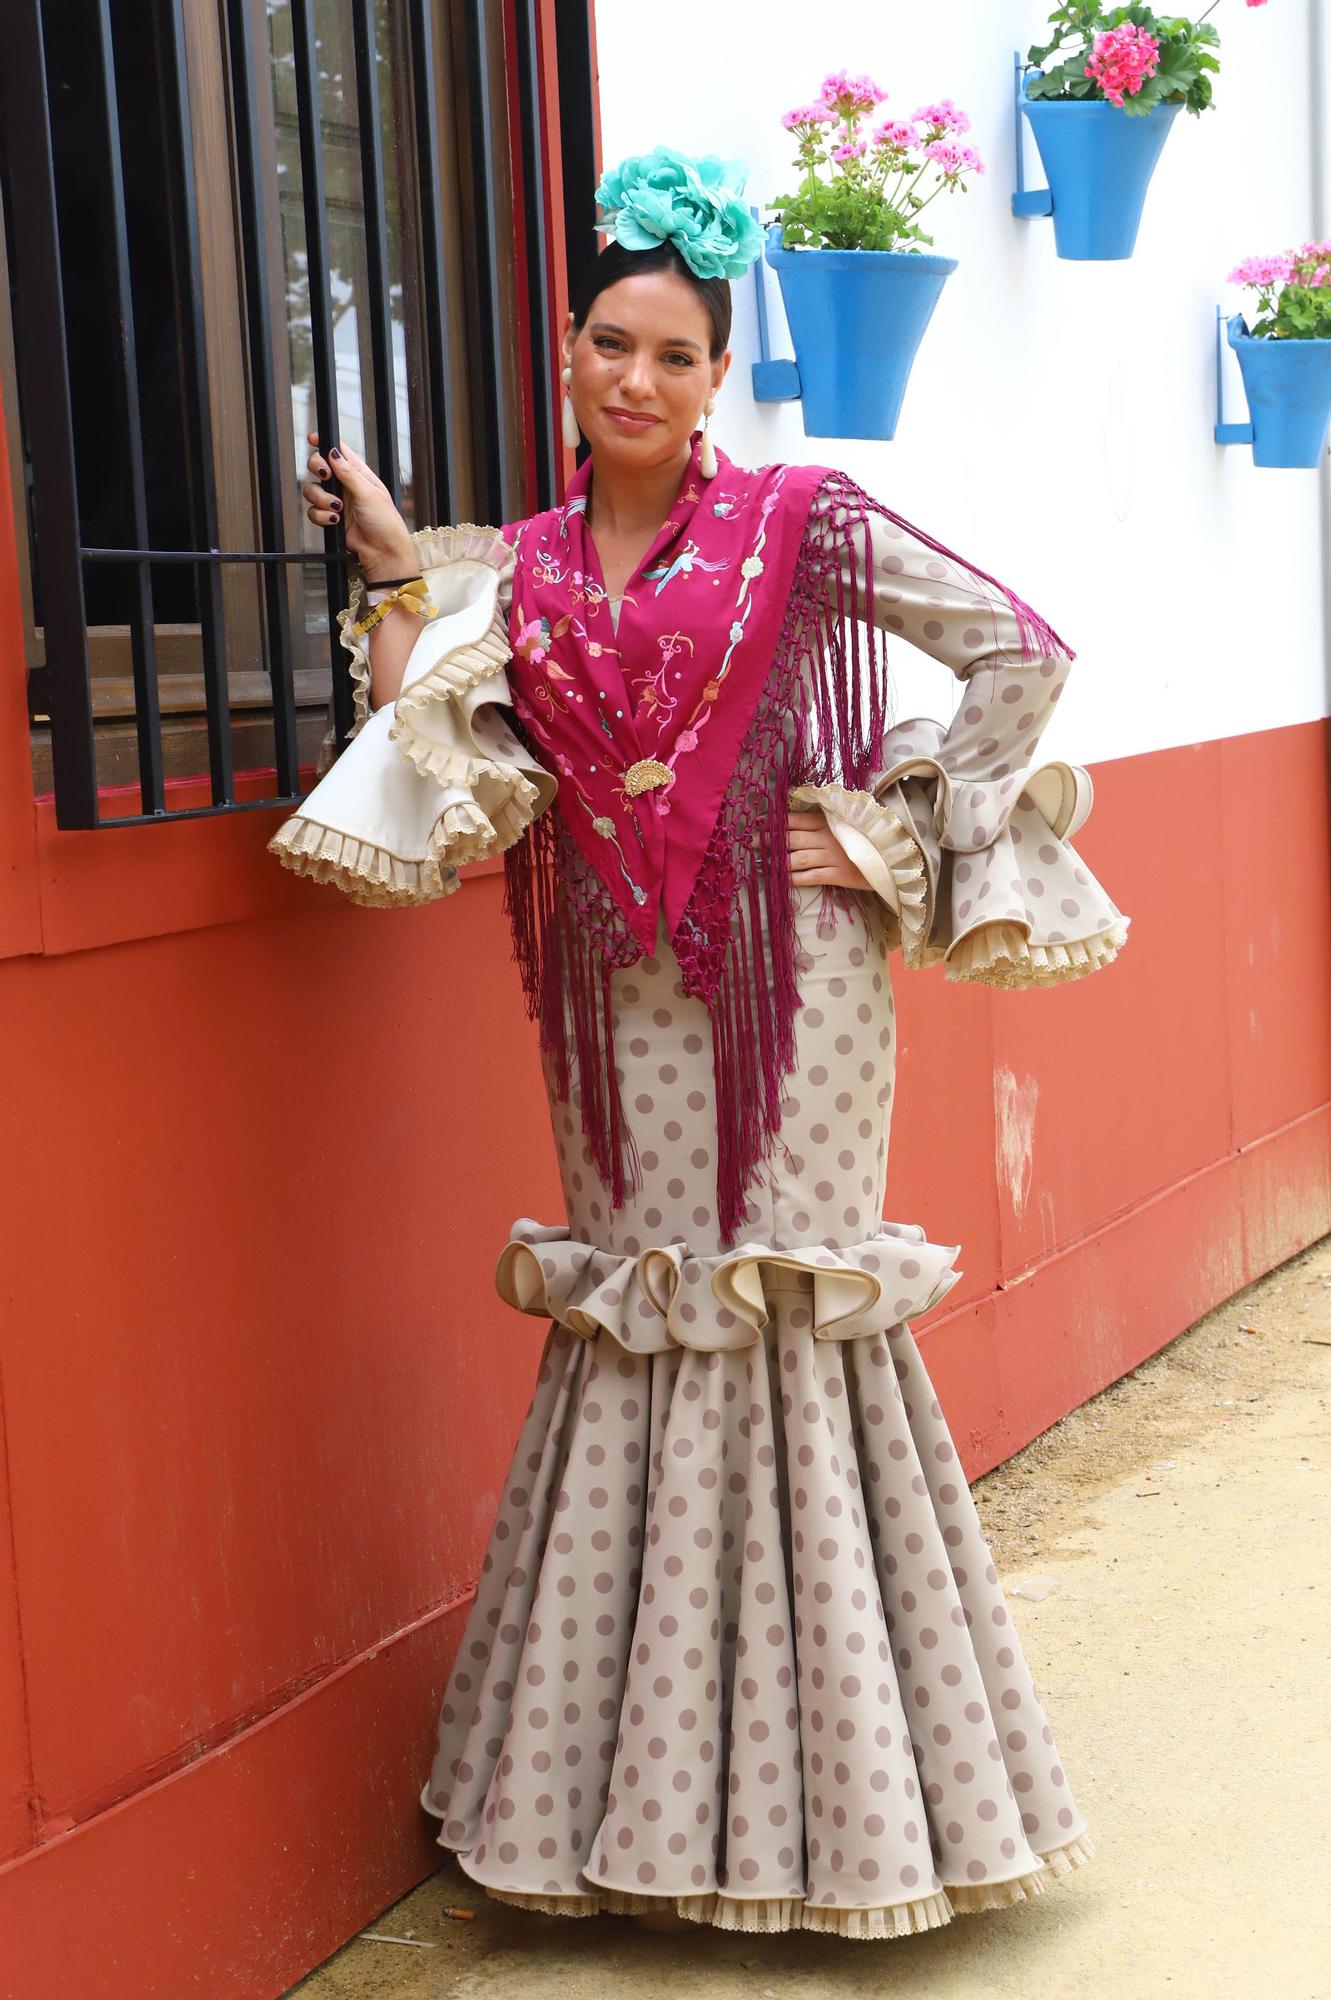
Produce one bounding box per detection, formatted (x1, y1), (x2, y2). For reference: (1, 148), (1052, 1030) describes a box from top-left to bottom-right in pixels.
(748, 206), (801, 403)
(1011, 51), (1054, 218)
(1214, 304), (1255, 445)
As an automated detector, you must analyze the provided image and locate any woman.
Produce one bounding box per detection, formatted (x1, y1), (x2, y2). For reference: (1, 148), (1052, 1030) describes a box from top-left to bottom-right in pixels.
(272, 150), (1128, 1939)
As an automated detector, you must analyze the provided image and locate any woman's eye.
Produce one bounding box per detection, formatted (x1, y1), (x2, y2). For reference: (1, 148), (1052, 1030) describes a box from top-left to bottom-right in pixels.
(665, 353), (694, 367)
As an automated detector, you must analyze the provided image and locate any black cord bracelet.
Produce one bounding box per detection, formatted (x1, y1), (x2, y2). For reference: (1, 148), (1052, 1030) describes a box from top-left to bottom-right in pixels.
(361, 572), (424, 591)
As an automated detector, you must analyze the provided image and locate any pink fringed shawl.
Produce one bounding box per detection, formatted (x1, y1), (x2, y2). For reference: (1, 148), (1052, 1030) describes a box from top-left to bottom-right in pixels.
(500, 439), (1074, 1243)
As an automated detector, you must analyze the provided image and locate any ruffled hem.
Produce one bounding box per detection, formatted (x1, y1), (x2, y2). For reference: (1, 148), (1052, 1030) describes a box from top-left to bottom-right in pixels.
(848, 721), (1132, 990)
(943, 915), (1131, 988)
(495, 1214), (964, 1354)
(431, 1829), (1095, 1936)
(265, 813), (461, 908)
(268, 523), (555, 906)
(421, 1291), (1091, 1928)
(786, 777), (1128, 991)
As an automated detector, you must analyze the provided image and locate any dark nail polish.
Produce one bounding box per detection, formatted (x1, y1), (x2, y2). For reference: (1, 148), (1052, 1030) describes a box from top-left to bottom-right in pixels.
(329, 446), (341, 460)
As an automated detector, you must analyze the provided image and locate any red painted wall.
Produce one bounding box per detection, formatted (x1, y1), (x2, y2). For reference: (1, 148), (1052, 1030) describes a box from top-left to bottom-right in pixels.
(1, 397), (1329, 1989)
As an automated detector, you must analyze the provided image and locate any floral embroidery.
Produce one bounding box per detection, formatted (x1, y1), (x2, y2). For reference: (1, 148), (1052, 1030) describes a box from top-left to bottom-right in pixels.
(569, 568), (612, 615)
(633, 631), (691, 723)
(660, 468), (787, 789)
(507, 439), (796, 943)
(532, 542), (567, 586)
(575, 791), (647, 903)
(513, 613), (552, 667)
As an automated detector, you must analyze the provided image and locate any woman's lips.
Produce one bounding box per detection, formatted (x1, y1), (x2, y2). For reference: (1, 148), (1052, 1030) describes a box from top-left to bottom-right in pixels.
(604, 408), (661, 432)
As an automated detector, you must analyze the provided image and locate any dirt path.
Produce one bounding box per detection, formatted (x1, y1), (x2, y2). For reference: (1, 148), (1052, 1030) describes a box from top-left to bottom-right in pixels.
(289, 1234), (1331, 2000)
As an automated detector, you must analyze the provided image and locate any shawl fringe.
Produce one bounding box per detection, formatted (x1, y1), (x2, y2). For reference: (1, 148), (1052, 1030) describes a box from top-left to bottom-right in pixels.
(504, 806), (644, 1211)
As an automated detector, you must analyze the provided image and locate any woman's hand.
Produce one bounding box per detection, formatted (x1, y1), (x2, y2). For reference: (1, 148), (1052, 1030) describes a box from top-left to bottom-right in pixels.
(786, 809), (870, 891)
(300, 434), (419, 583)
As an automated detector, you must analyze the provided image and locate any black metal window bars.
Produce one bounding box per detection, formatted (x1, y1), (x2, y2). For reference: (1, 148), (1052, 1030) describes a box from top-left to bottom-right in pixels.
(1, 0), (595, 831)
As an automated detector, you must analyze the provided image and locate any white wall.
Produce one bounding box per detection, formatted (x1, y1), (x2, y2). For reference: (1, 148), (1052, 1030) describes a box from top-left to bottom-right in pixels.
(592, 0), (1330, 768)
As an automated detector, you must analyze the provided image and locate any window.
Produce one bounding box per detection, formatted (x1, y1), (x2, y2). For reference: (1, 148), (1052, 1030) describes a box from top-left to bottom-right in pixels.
(0, 0), (595, 827)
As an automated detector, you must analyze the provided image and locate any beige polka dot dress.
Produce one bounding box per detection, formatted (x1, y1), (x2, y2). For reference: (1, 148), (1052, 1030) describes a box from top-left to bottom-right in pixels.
(417, 503), (1129, 1937)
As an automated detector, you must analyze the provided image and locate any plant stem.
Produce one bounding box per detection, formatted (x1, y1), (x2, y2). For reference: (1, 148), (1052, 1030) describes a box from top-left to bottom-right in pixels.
(908, 176), (959, 220)
(898, 159), (930, 204)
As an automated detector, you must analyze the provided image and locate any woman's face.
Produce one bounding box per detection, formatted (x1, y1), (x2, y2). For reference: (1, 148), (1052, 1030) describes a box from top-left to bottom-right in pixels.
(561, 269), (731, 473)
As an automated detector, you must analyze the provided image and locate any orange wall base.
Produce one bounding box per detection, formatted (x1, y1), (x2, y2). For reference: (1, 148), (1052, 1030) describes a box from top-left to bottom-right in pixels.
(0, 718), (1327, 1998)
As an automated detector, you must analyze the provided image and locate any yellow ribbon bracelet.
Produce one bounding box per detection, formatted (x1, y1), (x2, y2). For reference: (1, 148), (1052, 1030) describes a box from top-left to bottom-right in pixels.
(350, 576), (437, 636)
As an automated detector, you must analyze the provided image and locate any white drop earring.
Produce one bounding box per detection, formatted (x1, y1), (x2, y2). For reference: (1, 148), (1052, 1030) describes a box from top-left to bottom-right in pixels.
(699, 395), (718, 479)
(561, 365), (580, 450)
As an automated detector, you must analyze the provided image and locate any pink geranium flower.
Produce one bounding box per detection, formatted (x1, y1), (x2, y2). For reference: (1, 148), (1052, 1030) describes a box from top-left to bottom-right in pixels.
(1085, 22), (1160, 107)
(1226, 239), (1331, 340)
(819, 69), (887, 118)
(831, 135), (868, 162)
(873, 118), (922, 152)
(922, 138), (985, 179)
(1227, 253), (1297, 286)
(913, 98), (971, 135)
(781, 102), (834, 130)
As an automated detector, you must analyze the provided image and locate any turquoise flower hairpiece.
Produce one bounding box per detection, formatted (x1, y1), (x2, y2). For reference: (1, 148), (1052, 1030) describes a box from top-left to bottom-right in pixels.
(593, 146), (765, 281)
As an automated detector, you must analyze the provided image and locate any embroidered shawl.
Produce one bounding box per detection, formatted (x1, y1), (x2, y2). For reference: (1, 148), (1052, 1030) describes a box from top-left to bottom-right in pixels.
(499, 439), (1074, 1243)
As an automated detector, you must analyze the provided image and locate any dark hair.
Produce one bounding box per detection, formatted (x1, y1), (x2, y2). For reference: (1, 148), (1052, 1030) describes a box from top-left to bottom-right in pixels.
(569, 238), (732, 360)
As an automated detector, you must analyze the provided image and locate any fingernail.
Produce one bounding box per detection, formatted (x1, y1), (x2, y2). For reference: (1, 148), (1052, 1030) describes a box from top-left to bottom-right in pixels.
(329, 446), (341, 460)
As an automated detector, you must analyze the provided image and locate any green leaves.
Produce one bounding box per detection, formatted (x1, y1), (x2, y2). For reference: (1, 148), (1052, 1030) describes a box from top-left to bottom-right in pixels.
(773, 179), (936, 253)
(1277, 287), (1331, 340)
(1024, 3), (1228, 116)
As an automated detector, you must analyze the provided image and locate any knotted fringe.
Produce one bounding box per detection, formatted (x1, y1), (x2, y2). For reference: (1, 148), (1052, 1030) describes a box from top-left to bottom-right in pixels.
(807, 469), (1078, 695)
(790, 473), (894, 791)
(504, 805), (643, 1210)
(671, 470), (907, 1239)
(672, 650), (803, 1243)
(501, 473), (1076, 1241)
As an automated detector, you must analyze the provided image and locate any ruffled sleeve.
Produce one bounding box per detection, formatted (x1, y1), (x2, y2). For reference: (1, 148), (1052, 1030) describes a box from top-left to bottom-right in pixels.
(794, 496), (1130, 989)
(267, 524), (556, 907)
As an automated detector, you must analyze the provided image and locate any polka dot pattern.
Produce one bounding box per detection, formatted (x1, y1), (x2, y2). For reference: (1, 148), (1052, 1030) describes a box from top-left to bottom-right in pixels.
(419, 877), (1090, 1928)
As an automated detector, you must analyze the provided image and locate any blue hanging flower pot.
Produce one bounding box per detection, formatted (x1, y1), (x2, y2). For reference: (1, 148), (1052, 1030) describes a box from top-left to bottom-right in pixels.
(1019, 77), (1182, 260)
(763, 223), (957, 441)
(1225, 315), (1331, 468)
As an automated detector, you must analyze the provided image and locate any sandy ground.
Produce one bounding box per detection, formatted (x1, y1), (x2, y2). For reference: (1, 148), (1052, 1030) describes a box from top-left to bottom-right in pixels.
(288, 1232), (1331, 2000)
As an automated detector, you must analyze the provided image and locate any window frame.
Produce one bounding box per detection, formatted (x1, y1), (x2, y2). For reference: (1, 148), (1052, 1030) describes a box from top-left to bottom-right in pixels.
(1, 0), (594, 874)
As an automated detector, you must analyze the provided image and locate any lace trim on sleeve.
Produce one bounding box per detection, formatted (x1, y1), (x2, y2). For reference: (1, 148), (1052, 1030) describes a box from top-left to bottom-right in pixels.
(787, 783), (929, 960)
